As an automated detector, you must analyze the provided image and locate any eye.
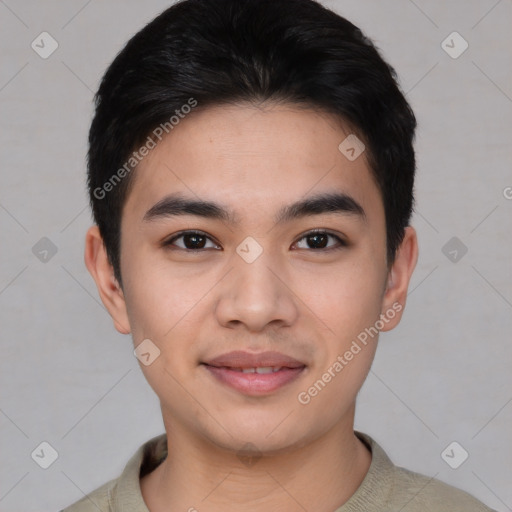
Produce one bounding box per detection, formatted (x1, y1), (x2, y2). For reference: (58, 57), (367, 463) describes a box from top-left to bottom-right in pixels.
(162, 229), (347, 252)
(163, 230), (220, 251)
(293, 229), (347, 251)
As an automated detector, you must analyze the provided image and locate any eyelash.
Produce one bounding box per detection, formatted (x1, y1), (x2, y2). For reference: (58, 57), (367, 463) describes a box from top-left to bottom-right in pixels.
(162, 229), (347, 252)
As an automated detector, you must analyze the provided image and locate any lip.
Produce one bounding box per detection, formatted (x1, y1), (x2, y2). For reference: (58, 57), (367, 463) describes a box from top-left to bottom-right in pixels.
(202, 350), (307, 396)
(203, 350), (306, 369)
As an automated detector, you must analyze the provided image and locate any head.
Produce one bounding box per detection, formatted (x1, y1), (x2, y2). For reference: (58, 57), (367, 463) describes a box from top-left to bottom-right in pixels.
(85, 0), (418, 456)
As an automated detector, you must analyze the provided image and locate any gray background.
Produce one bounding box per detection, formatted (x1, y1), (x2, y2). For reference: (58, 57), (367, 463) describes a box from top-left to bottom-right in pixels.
(0, 0), (511, 511)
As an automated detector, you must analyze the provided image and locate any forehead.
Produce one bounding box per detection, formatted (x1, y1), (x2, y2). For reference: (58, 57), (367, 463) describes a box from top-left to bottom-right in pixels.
(122, 103), (383, 226)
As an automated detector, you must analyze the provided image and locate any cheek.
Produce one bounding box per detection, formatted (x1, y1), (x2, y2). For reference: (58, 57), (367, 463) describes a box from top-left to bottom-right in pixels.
(296, 270), (382, 416)
(295, 256), (385, 338)
(121, 242), (199, 338)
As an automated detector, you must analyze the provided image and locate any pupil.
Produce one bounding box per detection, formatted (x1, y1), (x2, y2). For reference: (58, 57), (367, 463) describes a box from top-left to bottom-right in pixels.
(309, 234), (327, 248)
(185, 234), (205, 249)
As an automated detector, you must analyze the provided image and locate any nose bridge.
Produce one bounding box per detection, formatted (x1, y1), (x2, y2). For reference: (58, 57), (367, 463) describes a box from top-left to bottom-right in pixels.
(215, 238), (297, 330)
(236, 242), (279, 299)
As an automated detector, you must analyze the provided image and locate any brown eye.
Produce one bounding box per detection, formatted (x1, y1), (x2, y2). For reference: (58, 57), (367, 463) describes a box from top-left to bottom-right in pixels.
(164, 231), (220, 250)
(294, 230), (346, 251)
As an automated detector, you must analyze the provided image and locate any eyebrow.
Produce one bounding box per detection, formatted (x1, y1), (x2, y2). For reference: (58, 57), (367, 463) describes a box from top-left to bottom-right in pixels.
(142, 191), (366, 225)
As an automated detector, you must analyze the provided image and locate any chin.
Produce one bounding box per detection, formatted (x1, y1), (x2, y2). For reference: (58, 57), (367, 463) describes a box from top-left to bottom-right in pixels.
(205, 416), (315, 455)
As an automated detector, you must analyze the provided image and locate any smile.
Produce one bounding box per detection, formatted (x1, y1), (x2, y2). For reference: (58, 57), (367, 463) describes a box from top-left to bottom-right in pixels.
(202, 364), (306, 396)
(231, 366), (282, 373)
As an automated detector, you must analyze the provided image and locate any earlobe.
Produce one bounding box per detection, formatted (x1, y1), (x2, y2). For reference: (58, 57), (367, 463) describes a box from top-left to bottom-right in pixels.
(380, 226), (418, 332)
(84, 225), (131, 335)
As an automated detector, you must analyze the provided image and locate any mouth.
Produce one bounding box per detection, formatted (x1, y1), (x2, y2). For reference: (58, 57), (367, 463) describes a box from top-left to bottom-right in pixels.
(201, 351), (307, 396)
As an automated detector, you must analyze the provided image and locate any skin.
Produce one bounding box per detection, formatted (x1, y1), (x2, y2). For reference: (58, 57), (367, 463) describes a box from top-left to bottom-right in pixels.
(85, 102), (418, 512)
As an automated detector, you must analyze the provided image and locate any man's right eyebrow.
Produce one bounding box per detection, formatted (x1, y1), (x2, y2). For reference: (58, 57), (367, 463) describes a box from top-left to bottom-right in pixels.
(142, 194), (238, 224)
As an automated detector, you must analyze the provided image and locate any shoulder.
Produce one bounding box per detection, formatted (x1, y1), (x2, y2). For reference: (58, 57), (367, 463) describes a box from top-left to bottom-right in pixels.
(59, 477), (117, 512)
(353, 431), (496, 512)
(389, 464), (496, 512)
(58, 433), (166, 512)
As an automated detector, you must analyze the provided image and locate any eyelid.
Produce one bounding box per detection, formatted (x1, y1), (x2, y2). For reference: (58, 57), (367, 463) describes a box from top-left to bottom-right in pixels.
(292, 228), (348, 250)
(163, 230), (221, 250)
(163, 228), (347, 252)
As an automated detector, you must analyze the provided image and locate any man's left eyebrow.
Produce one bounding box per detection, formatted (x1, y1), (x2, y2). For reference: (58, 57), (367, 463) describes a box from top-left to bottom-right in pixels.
(274, 192), (367, 224)
(142, 191), (366, 225)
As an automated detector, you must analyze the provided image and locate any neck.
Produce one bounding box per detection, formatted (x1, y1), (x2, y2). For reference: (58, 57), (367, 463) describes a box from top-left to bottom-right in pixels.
(141, 406), (371, 512)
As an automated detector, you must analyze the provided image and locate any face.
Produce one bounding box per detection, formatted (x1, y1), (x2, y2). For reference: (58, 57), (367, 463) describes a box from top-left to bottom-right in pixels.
(86, 102), (417, 455)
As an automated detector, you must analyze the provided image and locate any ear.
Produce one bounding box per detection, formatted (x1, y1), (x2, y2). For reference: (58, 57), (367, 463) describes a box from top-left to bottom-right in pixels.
(379, 226), (418, 331)
(84, 225), (131, 335)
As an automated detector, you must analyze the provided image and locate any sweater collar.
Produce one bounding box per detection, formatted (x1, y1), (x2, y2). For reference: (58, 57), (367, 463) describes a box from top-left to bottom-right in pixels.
(113, 430), (395, 512)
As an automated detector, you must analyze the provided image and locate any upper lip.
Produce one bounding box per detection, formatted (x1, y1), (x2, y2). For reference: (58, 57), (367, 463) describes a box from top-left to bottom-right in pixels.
(203, 350), (306, 369)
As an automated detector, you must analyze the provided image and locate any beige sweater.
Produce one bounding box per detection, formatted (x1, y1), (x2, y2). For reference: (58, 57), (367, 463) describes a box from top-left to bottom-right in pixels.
(61, 431), (496, 512)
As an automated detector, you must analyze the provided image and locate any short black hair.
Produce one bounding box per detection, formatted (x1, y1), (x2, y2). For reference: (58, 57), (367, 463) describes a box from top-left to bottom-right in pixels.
(87, 0), (417, 287)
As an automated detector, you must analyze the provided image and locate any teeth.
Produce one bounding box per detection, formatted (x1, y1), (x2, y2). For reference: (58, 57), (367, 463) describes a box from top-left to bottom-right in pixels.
(239, 367), (282, 374)
(256, 367), (274, 374)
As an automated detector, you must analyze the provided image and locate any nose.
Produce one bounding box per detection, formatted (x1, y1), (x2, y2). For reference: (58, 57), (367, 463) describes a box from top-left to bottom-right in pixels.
(215, 247), (299, 333)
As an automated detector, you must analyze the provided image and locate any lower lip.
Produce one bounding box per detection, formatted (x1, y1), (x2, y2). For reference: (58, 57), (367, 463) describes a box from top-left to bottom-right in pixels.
(203, 365), (305, 396)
